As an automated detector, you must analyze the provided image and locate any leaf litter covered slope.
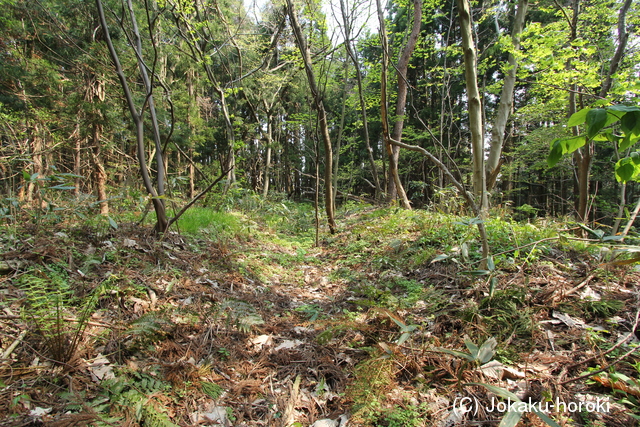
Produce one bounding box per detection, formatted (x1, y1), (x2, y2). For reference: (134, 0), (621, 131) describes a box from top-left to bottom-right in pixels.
(1, 208), (639, 426)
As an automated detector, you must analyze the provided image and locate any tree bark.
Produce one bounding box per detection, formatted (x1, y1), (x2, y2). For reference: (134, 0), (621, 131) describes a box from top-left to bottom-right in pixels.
(376, 0), (414, 208)
(285, 0), (336, 233)
(387, 0), (422, 209)
(91, 123), (109, 215)
(457, 0), (488, 215)
(486, 0), (528, 191)
(96, 0), (169, 232)
(339, 0), (382, 199)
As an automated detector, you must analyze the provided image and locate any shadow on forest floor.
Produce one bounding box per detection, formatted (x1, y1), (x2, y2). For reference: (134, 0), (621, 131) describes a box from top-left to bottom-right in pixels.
(1, 210), (639, 426)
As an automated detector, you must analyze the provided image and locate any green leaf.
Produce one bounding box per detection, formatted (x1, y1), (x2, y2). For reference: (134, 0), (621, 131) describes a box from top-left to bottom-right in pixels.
(621, 111), (640, 136)
(464, 336), (480, 358)
(529, 406), (562, 427)
(563, 135), (586, 153)
(464, 270), (491, 276)
(608, 105), (640, 113)
(547, 140), (564, 167)
(499, 409), (524, 427)
(431, 254), (449, 263)
(432, 347), (475, 361)
(397, 332), (411, 345)
(477, 337), (497, 363)
(620, 134), (635, 151)
(586, 108), (607, 139)
(108, 216), (118, 230)
(615, 157), (639, 183)
(567, 107), (589, 127)
(486, 255), (495, 272)
(466, 382), (521, 401)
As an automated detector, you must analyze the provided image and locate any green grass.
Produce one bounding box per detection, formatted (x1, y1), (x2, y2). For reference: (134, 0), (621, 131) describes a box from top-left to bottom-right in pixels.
(176, 207), (243, 238)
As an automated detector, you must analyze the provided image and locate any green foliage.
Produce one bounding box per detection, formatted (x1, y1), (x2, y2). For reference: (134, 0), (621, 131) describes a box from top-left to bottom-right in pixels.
(582, 298), (624, 319)
(15, 266), (105, 363)
(468, 382), (562, 427)
(433, 336), (497, 365)
(220, 298), (264, 333)
(347, 357), (394, 425)
(126, 312), (175, 347)
(380, 405), (426, 427)
(478, 289), (535, 339)
(548, 105), (640, 183)
(177, 207), (243, 239)
(201, 381), (225, 399)
(436, 336), (561, 427)
(91, 371), (176, 426)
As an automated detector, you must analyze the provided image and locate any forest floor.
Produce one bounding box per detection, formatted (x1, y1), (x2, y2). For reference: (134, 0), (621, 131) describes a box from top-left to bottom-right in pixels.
(1, 203), (640, 427)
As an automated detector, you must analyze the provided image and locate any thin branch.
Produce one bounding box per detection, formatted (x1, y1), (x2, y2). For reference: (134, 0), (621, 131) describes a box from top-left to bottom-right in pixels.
(166, 167), (232, 230)
(566, 308), (640, 372)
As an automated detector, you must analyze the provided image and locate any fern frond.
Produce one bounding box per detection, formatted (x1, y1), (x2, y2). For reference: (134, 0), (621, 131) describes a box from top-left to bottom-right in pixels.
(221, 299), (264, 333)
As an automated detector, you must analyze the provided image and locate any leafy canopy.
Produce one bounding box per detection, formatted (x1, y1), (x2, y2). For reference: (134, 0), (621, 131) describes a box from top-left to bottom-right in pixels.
(548, 105), (640, 183)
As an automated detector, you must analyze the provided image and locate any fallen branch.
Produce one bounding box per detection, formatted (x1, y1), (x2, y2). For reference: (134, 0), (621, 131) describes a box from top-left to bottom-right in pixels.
(2, 330), (27, 359)
(559, 343), (640, 386)
(566, 308), (640, 371)
(562, 273), (595, 298)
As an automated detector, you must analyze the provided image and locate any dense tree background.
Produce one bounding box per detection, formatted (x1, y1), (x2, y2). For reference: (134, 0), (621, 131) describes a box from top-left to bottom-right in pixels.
(1, 0), (639, 228)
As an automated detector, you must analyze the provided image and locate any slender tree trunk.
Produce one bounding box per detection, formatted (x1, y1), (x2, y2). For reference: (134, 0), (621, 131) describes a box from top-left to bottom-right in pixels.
(339, 0), (381, 199)
(333, 61), (349, 210)
(376, 0), (411, 208)
(286, 0), (336, 233)
(27, 126), (43, 205)
(604, 0), (633, 231)
(388, 0), (422, 209)
(486, 0), (528, 191)
(457, 0), (488, 215)
(621, 194), (640, 241)
(262, 111), (273, 197)
(96, 0), (169, 232)
(214, 86), (237, 192)
(599, 0), (633, 98)
(91, 123), (109, 215)
(73, 123), (82, 198)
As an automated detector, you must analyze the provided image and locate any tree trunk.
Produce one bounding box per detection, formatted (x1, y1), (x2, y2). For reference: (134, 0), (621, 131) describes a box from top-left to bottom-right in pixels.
(73, 123), (82, 198)
(388, 0), (422, 209)
(376, 0), (412, 208)
(486, 0), (528, 191)
(91, 123), (109, 215)
(457, 0), (488, 215)
(96, 0), (169, 232)
(339, 0), (382, 199)
(285, 0), (336, 233)
(262, 111), (273, 197)
(333, 61), (349, 209)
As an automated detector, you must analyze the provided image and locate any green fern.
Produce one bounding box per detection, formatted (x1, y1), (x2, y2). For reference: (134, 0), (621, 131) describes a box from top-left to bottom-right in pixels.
(126, 312), (174, 346)
(201, 381), (224, 399)
(221, 299), (264, 333)
(15, 266), (103, 363)
(98, 373), (177, 426)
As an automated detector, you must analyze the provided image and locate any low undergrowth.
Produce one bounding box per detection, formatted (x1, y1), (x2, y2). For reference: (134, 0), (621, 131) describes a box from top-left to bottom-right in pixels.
(1, 197), (639, 426)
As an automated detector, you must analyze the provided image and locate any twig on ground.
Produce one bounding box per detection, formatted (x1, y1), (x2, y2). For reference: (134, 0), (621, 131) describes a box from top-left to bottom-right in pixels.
(566, 308), (640, 371)
(2, 330), (27, 359)
(560, 308), (640, 385)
